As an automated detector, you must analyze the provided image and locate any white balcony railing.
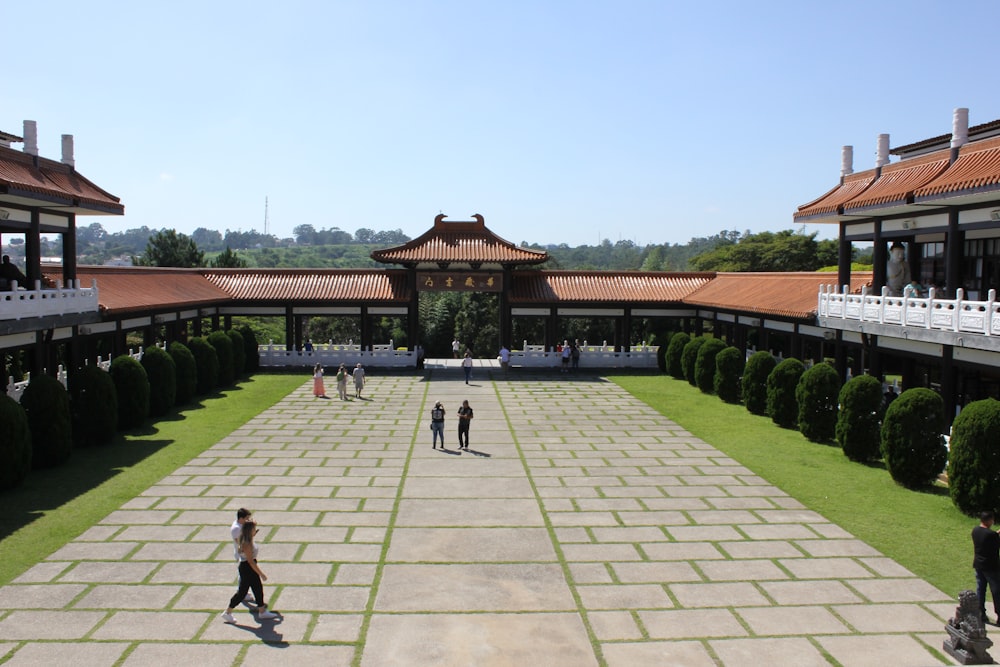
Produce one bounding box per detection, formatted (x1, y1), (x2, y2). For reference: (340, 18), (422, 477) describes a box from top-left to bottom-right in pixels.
(258, 341), (415, 368)
(818, 285), (1000, 337)
(5, 347), (148, 401)
(0, 279), (100, 321)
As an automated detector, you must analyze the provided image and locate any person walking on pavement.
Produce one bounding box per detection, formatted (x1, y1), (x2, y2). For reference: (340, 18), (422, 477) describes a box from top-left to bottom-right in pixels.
(499, 344), (510, 376)
(973, 510), (1000, 624)
(457, 399), (474, 450)
(462, 351), (473, 384)
(312, 363), (327, 398)
(222, 519), (278, 624)
(452, 338), (461, 358)
(336, 364), (349, 400)
(352, 362), (366, 398)
(430, 401), (446, 449)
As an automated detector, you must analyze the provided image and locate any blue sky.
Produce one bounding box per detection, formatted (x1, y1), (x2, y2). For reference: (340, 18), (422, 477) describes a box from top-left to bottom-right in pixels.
(5, 1), (999, 247)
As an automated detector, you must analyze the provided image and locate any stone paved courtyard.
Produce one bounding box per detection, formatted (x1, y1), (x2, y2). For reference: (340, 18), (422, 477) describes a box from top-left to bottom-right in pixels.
(0, 365), (962, 666)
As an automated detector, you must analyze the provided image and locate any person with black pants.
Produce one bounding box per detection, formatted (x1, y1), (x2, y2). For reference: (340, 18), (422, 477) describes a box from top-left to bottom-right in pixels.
(973, 510), (1000, 625)
(457, 400), (473, 450)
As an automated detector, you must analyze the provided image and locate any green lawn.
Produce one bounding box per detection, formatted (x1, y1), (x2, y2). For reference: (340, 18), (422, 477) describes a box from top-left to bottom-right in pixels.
(0, 372), (304, 586)
(610, 374), (972, 599)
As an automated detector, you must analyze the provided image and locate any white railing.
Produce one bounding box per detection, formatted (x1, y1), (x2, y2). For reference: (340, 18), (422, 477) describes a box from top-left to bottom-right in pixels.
(819, 285), (1000, 337)
(511, 340), (659, 369)
(259, 341), (415, 368)
(6, 347), (148, 400)
(0, 279), (100, 321)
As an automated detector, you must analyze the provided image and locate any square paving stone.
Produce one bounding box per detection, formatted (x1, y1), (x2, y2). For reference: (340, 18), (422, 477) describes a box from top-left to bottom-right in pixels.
(576, 583), (674, 610)
(639, 608), (747, 638)
(74, 584), (182, 609)
(309, 613), (363, 642)
(299, 543), (383, 562)
(665, 526), (743, 542)
(244, 644), (355, 667)
(759, 580), (864, 605)
(270, 526), (349, 543)
(736, 605), (849, 635)
(611, 562), (701, 583)
(334, 563), (378, 585)
(131, 542), (218, 561)
(151, 562), (238, 584)
(273, 585), (370, 611)
(47, 542), (138, 560)
(670, 582), (771, 608)
(718, 540), (803, 559)
(395, 498), (544, 527)
(387, 527), (556, 562)
(92, 610), (210, 640)
(115, 525), (198, 541)
(13, 562), (70, 583)
(588, 610), (644, 640)
(696, 559), (788, 582)
(794, 539), (881, 558)
(0, 583), (86, 608)
(172, 585), (244, 609)
(815, 634), (951, 667)
(779, 557), (874, 580)
(639, 542), (724, 561)
(0, 610), (106, 639)
(846, 578), (950, 603)
(361, 612), (598, 667)
(832, 603), (943, 632)
(568, 563), (614, 584)
(562, 543), (643, 562)
(709, 637), (831, 667)
(122, 643), (242, 667)
(601, 640), (716, 667)
(4, 641), (128, 666)
(60, 561), (157, 583)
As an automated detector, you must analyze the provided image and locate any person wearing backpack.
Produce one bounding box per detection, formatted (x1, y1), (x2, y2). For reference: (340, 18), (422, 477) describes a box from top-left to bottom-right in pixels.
(430, 401), (446, 449)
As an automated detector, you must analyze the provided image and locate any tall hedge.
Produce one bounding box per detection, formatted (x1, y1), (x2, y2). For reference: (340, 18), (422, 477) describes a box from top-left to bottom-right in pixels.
(188, 337), (219, 395)
(169, 341), (198, 405)
(20, 372), (73, 468)
(666, 332), (690, 379)
(742, 351), (777, 415)
(110, 354), (150, 430)
(766, 357), (805, 429)
(238, 325), (260, 373)
(695, 338), (727, 394)
(947, 398), (1000, 515)
(681, 337), (706, 387)
(714, 346), (744, 404)
(796, 362), (841, 443)
(141, 345), (177, 417)
(207, 331), (235, 387)
(836, 374), (883, 462)
(226, 329), (246, 378)
(0, 394), (32, 488)
(881, 387), (947, 489)
(69, 364), (118, 447)
(655, 334), (670, 373)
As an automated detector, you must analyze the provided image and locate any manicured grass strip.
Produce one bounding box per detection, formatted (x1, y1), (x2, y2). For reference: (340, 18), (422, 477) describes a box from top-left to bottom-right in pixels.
(0, 372), (305, 586)
(609, 375), (971, 599)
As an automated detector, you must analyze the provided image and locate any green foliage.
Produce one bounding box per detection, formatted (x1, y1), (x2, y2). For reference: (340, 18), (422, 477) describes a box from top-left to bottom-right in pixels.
(666, 332), (690, 379)
(207, 331), (235, 387)
(0, 394), (31, 488)
(69, 365), (118, 448)
(680, 337), (706, 386)
(188, 337), (219, 395)
(141, 346), (177, 417)
(168, 341), (197, 405)
(655, 333), (671, 373)
(836, 375), (884, 462)
(881, 388), (947, 489)
(237, 325), (260, 372)
(209, 246), (248, 268)
(109, 355), (150, 430)
(226, 329), (246, 377)
(695, 338), (727, 394)
(766, 358), (805, 429)
(795, 362), (841, 443)
(689, 229), (840, 272)
(947, 399), (1000, 515)
(20, 373), (73, 468)
(742, 351), (777, 415)
(132, 229), (205, 267)
(714, 346), (744, 403)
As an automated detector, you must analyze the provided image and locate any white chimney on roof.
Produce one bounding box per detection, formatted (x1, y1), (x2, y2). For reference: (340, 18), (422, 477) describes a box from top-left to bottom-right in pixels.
(841, 146), (854, 178)
(23, 120), (38, 156)
(61, 134), (75, 167)
(951, 107), (969, 149)
(875, 134), (890, 168)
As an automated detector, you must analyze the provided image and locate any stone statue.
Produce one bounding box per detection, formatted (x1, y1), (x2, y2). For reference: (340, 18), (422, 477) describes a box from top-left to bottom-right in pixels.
(944, 589), (994, 664)
(886, 241), (911, 297)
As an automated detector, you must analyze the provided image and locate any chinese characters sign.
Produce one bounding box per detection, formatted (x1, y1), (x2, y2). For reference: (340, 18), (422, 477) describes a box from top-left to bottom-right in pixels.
(417, 272), (503, 293)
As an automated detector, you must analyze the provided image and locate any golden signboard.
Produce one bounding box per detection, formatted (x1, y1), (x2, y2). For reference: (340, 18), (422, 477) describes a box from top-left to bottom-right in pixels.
(417, 272), (503, 292)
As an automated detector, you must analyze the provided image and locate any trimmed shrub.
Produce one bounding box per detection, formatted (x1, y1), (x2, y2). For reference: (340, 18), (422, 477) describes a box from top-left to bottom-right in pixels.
(20, 372), (73, 468)
(714, 346), (744, 404)
(947, 398), (1000, 515)
(666, 332), (689, 379)
(227, 329), (246, 378)
(188, 337), (219, 395)
(169, 341), (197, 405)
(766, 357), (805, 429)
(239, 325), (260, 373)
(742, 351), (777, 415)
(796, 362), (841, 443)
(836, 374), (883, 462)
(110, 354), (150, 430)
(208, 331), (235, 387)
(69, 365), (118, 447)
(681, 337), (706, 387)
(881, 387), (947, 489)
(141, 345), (177, 417)
(695, 338), (727, 394)
(0, 394), (32, 488)
(655, 335), (670, 373)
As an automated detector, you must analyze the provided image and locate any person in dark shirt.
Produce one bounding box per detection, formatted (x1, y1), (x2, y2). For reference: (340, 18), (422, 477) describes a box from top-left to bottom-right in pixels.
(0, 255), (28, 290)
(972, 511), (1000, 624)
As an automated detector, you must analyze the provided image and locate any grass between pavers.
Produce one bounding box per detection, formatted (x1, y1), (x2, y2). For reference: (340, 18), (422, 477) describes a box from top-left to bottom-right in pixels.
(609, 374), (972, 600)
(0, 371), (305, 587)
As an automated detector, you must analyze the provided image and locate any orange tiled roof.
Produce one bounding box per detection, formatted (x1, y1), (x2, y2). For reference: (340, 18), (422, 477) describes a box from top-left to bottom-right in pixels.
(684, 272), (873, 319)
(842, 152), (950, 212)
(793, 171), (876, 222)
(0, 146), (123, 215)
(63, 266), (232, 314)
(510, 271), (714, 303)
(371, 214), (547, 266)
(201, 269), (409, 302)
(914, 135), (1000, 201)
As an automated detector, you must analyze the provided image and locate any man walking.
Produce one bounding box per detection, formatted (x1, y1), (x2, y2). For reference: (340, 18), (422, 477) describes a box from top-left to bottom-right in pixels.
(457, 400), (473, 450)
(973, 511), (1000, 624)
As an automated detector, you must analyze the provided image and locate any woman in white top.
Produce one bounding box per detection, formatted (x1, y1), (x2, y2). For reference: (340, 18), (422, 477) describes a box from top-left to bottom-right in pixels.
(221, 521), (278, 623)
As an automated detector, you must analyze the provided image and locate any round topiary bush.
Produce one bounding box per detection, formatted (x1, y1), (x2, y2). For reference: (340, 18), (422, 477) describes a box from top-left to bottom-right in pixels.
(766, 357), (805, 429)
(238, 325), (260, 373)
(796, 362), (841, 443)
(695, 338), (727, 394)
(881, 387), (947, 489)
(836, 374), (883, 462)
(714, 346), (744, 404)
(226, 329), (246, 378)
(655, 333), (671, 373)
(681, 337), (706, 387)
(20, 372), (73, 468)
(69, 364), (118, 448)
(742, 351), (777, 416)
(207, 331), (235, 387)
(188, 336), (219, 395)
(141, 345), (177, 417)
(169, 341), (197, 405)
(110, 354), (150, 430)
(666, 332), (689, 380)
(947, 398), (1000, 515)
(0, 394), (32, 489)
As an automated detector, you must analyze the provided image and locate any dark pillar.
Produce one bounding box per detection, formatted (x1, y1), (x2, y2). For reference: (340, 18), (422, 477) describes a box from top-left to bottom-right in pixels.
(499, 267), (512, 348)
(545, 307), (558, 351)
(63, 214), (77, 287)
(941, 346), (956, 420)
(26, 210), (41, 287)
(946, 208), (963, 297)
(408, 268), (420, 349)
(872, 221), (885, 293)
(622, 309), (633, 352)
(838, 220), (851, 292)
(284, 307), (294, 348)
(360, 306), (371, 351)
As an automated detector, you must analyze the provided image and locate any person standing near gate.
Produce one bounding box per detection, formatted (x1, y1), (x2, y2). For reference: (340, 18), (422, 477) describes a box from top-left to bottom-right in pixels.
(973, 511), (1000, 625)
(499, 344), (510, 376)
(462, 351), (473, 384)
(452, 338), (461, 358)
(457, 399), (473, 450)
(430, 401), (446, 449)
(352, 362), (366, 398)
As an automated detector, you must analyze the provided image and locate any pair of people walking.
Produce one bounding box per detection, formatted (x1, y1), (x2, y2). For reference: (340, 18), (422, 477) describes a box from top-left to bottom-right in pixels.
(430, 399), (474, 450)
(222, 508), (278, 624)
